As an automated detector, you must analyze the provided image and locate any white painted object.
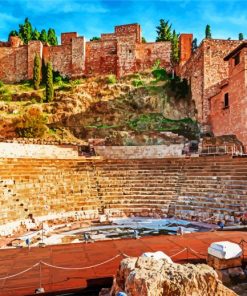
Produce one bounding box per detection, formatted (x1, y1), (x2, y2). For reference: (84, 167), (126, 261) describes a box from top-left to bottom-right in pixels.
(208, 241), (242, 259)
(141, 251), (173, 263)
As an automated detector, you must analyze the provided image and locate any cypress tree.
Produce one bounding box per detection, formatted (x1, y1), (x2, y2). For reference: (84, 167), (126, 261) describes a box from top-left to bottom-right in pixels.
(33, 54), (41, 90)
(192, 38), (198, 51)
(8, 30), (18, 40)
(171, 30), (179, 64)
(32, 28), (40, 40)
(239, 33), (244, 40)
(156, 19), (172, 42)
(47, 28), (58, 45)
(205, 25), (212, 39)
(18, 17), (33, 44)
(39, 29), (48, 43)
(45, 62), (54, 102)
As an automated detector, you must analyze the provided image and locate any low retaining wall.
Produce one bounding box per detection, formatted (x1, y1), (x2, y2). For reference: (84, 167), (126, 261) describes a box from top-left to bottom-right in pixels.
(0, 142), (79, 159)
(94, 144), (184, 159)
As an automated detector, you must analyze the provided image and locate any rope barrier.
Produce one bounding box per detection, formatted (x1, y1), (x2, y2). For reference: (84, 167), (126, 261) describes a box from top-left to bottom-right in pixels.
(0, 262), (40, 280)
(1, 239), (246, 281)
(40, 253), (121, 270)
(170, 248), (187, 258)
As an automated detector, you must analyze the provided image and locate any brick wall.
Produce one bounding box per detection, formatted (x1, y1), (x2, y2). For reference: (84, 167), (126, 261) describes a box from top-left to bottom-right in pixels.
(179, 39), (242, 123)
(136, 42), (171, 72)
(0, 45), (28, 83)
(0, 23), (172, 82)
(210, 47), (247, 146)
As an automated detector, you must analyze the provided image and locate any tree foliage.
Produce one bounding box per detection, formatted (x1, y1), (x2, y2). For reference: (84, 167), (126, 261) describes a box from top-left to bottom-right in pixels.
(8, 30), (18, 39)
(142, 37), (146, 43)
(239, 33), (244, 40)
(45, 62), (54, 102)
(47, 28), (58, 45)
(192, 38), (198, 51)
(33, 54), (41, 90)
(15, 107), (47, 138)
(156, 20), (180, 65)
(39, 29), (48, 43)
(19, 17), (33, 44)
(90, 36), (100, 41)
(156, 19), (172, 42)
(205, 25), (212, 39)
(32, 28), (40, 40)
(8, 18), (58, 45)
(171, 30), (179, 64)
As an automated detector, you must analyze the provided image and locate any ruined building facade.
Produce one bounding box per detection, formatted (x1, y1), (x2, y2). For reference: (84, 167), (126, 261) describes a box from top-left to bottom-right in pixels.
(0, 24), (171, 83)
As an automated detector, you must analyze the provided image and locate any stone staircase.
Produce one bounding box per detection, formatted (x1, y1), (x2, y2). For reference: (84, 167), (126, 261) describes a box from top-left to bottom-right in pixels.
(1, 156), (247, 233)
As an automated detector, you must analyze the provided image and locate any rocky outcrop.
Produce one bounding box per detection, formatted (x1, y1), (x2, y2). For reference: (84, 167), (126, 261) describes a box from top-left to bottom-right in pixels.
(106, 256), (237, 296)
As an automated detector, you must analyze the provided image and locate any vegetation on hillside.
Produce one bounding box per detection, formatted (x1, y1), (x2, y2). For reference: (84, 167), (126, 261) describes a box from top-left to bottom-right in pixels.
(0, 62), (197, 144)
(9, 18), (58, 45)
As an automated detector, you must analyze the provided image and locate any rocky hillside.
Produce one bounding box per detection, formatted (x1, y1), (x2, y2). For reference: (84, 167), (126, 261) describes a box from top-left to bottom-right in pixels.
(0, 70), (198, 145)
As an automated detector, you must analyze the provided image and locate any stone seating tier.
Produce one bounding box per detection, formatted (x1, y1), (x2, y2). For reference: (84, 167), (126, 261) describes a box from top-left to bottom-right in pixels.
(1, 156), (247, 235)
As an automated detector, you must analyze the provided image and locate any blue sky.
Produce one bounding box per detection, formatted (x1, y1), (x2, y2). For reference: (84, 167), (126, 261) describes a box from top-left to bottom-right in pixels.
(0, 0), (246, 43)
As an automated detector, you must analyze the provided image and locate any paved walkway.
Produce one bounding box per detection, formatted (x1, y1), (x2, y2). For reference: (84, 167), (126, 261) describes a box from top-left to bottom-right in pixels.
(0, 231), (247, 296)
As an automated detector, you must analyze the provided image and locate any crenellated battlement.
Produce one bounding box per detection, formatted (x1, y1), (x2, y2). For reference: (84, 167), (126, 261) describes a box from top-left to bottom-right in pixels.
(0, 23), (171, 83)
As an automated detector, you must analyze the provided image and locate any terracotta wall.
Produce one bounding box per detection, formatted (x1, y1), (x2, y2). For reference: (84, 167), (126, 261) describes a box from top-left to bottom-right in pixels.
(0, 45), (28, 83)
(179, 39), (242, 124)
(210, 47), (247, 146)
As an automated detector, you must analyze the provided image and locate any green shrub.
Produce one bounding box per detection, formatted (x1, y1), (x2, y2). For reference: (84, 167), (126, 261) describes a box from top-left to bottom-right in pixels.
(152, 68), (169, 81)
(132, 79), (144, 87)
(14, 107), (47, 138)
(0, 80), (4, 88)
(106, 74), (117, 84)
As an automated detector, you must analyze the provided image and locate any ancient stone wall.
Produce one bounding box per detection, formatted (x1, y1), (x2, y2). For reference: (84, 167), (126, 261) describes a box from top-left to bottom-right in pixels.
(0, 45), (28, 83)
(179, 39), (242, 124)
(43, 44), (73, 77)
(85, 40), (117, 76)
(209, 47), (247, 146)
(0, 23), (172, 82)
(136, 42), (171, 72)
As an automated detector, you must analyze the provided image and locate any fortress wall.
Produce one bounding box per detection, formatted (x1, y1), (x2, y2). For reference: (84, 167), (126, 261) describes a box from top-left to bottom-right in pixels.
(44, 44), (73, 77)
(1, 157), (247, 235)
(0, 45), (28, 83)
(85, 40), (117, 75)
(179, 39), (242, 123)
(179, 44), (204, 122)
(135, 42), (171, 72)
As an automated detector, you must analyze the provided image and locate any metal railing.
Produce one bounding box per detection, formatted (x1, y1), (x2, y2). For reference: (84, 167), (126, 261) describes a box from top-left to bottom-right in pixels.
(199, 145), (247, 156)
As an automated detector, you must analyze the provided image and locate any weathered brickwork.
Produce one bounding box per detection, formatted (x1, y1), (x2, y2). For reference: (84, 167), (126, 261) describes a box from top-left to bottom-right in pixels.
(179, 39), (242, 123)
(0, 37), (29, 83)
(0, 23), (171, 82)
(210, 45), (247, 146)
